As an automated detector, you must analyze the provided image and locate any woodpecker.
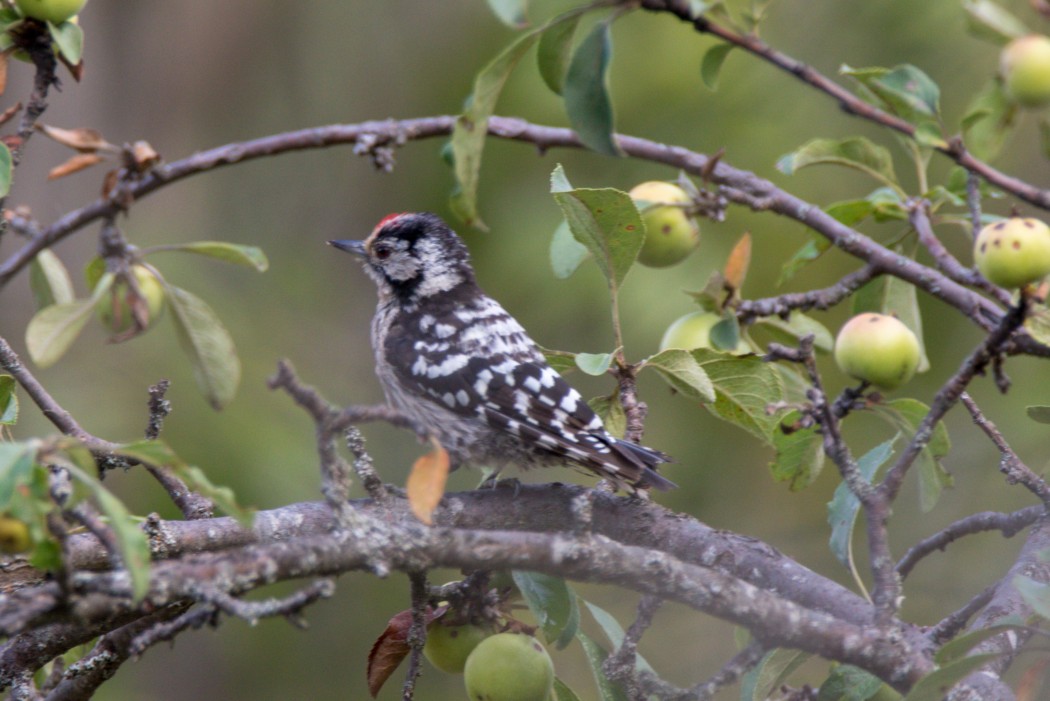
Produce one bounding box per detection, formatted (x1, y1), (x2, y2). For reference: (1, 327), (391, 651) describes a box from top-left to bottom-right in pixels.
(329, 212), (674, 492)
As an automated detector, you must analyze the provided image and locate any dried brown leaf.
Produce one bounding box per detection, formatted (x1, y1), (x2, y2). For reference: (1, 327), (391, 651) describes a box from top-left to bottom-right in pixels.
(101, 168), (120, 199)
(48, 153), (103, 180)
(724, 231), (752, 292)
(0, 102), (22, 128)
(130, 140), (160, 171)
(406, 439), (450, 525)
(366, 608), (439, 697)
(36, 124), (113, 152)
(0, 51), (9, 98)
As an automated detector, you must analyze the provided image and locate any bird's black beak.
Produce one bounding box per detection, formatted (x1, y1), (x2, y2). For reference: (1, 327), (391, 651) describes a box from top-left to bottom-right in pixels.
(327, 239), (367, 257)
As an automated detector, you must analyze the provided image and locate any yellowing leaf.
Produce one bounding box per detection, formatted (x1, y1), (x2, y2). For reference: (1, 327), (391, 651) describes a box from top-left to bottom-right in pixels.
(406, 440), (450, 525)
(48, 152), (103, 180)
(724, 232), (752, 291)
(35, 124), (113, 152)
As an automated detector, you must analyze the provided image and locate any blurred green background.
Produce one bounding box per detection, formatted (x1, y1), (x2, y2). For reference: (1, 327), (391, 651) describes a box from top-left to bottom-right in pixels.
(2, 0), (1050, 698)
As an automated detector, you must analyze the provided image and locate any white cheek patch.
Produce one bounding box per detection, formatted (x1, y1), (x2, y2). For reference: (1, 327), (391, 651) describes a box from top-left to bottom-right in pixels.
(413, 237), (464, 296)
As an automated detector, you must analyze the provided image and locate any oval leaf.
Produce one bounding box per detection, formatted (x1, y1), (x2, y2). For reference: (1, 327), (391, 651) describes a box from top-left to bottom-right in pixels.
(0, 375), (17, 425)
(549, 219), (591, 279)
(550, 165), (644, 288)
(827, 438), (896, 567)
(29, 249), (75, 308)
(962, 0), (1028, 45)
(723, 231), (752, 291)
(538, 14), (580, 95)
(26, 273), (114, 368)
(563, 22), (620, 157)
(406, 441), (449, 525)
(770, 411), (825, 490)
(1027, 405), (1050, 424)
(512, 571), (579, 649)
(701, 42), (734, 89)
(164, 284), (241, 410)
(693, 348), (785, 443)
(574, 351), (613, 376)
(47, 20), (83, 65)
(777, 137), (898, 188)
(643, 348), (716, 402)
(486, 0), (529, 28)
(152, 241), (269, 271)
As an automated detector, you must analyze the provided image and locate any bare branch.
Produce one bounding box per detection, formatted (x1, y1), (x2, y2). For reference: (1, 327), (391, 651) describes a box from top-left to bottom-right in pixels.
(960, 393), (1050, 504)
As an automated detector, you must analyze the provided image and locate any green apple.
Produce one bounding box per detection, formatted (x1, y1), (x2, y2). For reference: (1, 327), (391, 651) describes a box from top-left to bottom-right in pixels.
(1001, 35), (1050, 107)
(15, 0), (87, 24)
(423, 621), (490, 674)
(629, 181), (700, 268)
(464, 633), (554, 701)
(0, 516), (31, 554)
(659, 311), (749, 354)
(974, 217), (1050, 289)
(97, 265), (165, 335)
(834, 313), (920, 389)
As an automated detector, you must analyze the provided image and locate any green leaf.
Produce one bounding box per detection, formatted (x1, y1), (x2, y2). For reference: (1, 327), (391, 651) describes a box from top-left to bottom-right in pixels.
(582, 601), (656, 675)
(816, 664), (884, 701)
(826, 199), (877, 226)
(755, 312), (834, 354)
(740, 649), (810, 701)
(1024, 304), (1050, 346)
(486, 0), (529, 28)
(150, 241), (269, 272)
(563, 21), (621, 157)
(26, 272), (115, 368)
(538, 14), (580, 95)
(512, 571), (579, 649)
(47, 19), (83, 64)
(541, 346), (578, 375)
(0, 441), (35, 510)
(0, 375), (17, 425)
(871, 399), (952, 513)
(1014, 574), (1050, 619)
(576, 631), (629, 701)
(701, 43), (734, 89)
(693, 348), (785, 444)
(777, 137), (898, 189)
(642, 348), (716, 403)
(828, 438), (896, 567)
(962, 80), (1018, 162)
(962, 0), (1028, 46)
(935, 621), (1025, 665)
(850, 250), (929, 373)
(770, 410), (825, 490)
(115, 439), (253, 523)
(64, 463), (151, 601)
(164, 285), (241, 410)
(1027, 405), (1050, 424)
(588, 393), (626, 439)
(550, 165), (645, 288)
(451, 30), (542, 227)
(550, 219), (591, 279)
(900, 654), (1002, 701)
(869, 65), (941, 119)
(552, 677), (584, 701)
(29, 249), (75, 308)
(779, 235), (832, 286)
(0, 140), (12, 198)
(914, 121), (948, 149)
(575, 351), (614, 376)
(709, 316), (741, 352)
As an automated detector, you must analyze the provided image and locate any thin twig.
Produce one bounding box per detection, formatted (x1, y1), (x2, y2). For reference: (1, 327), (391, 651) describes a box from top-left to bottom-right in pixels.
(402, 572), (429, 701)
(896, 506), (1043, 579)
(928, 585), (998, 647)
(961, 393), (1050, 504)
(736, 265), (879, 323)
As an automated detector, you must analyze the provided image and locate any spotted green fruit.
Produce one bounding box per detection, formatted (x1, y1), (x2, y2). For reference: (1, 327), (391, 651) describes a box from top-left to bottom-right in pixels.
(629, 181), (700, 268)
(1001, 35), (1050, 107)
(834, 313), (920, 390)
(974, 217), (1050, 289)
(659, 311), (749, 355)
(15, 0), (87, 23)
(464, 633), (554, 701)
(0, 516), (31, 554)
(423, 621), (489, 674)
(97, 265), (166, 335)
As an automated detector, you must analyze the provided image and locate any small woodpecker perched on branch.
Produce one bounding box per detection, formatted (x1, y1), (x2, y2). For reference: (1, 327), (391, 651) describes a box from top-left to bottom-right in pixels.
(330, 212), (675, 492)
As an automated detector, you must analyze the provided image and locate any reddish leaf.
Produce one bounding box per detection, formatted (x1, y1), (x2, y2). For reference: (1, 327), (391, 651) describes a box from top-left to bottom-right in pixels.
(129, 140), (161, 171)
(406, 440), (450, 525)
(35, 124), (114, 153)
(0, 102), (22, 127)
(723, 231), (752, 292)
(366, 608), (439, 697)
(47, 153), (103, 180)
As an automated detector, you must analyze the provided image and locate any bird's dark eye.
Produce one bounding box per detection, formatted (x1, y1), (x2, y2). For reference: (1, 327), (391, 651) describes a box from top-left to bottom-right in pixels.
(374, 246), (392, 261)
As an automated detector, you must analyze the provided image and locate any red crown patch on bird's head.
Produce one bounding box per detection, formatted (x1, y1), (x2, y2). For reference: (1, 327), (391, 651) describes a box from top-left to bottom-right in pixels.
(375, 212), (407, 232)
